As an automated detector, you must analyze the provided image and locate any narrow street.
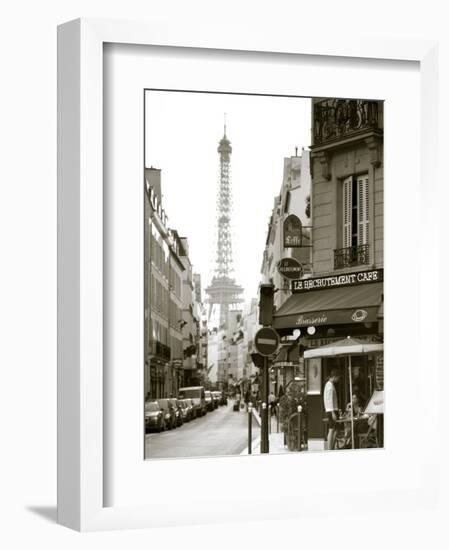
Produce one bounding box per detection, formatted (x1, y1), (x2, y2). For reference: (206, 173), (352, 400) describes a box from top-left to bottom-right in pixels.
(145, 401), (259, 459)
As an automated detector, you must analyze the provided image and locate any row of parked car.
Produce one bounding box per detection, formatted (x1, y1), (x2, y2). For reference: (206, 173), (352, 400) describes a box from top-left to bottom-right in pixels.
(204, 390), (227, 412)
(145, 390), (228, 433)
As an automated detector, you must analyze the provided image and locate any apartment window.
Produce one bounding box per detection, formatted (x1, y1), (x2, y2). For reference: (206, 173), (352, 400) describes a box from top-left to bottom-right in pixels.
(335, 174), (370, 269)
(343, 174), (369, 248)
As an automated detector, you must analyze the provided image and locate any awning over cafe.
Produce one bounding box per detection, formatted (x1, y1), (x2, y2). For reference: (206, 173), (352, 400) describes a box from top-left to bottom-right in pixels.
(273, 282), (383, 330)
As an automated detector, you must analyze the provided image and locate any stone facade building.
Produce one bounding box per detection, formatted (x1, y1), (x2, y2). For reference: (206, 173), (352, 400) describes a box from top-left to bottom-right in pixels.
(144, 167), (172, 399)
(144, 167), (199, 399)
(273, 99), (384, 448)
(260, 150), (312, 393)
(310, 99), (383, 275)
(261, 149), (312, 310)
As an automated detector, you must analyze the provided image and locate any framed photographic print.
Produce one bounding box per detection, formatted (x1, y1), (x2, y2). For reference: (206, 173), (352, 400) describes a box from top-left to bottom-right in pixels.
(58, 18), (442, 531)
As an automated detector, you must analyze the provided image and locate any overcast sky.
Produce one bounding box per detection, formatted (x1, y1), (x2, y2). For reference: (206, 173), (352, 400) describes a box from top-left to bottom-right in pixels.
(145, 90), (311, 306)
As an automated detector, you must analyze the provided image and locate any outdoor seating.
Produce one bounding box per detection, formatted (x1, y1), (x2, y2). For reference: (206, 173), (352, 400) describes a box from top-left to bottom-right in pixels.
(323, 415), (379, 449)
(358, 417), (379, 448)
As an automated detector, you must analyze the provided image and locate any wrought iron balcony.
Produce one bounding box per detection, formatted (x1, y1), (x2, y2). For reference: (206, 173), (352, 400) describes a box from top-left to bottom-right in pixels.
(313, 99), (381, 146)
(334, 244), (370, 269)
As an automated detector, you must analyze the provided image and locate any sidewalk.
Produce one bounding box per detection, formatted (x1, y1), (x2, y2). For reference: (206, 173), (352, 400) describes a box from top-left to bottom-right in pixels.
(240, 407), (289, 455)
(240, 432), (289, 455)
(239, 405), (327, 454)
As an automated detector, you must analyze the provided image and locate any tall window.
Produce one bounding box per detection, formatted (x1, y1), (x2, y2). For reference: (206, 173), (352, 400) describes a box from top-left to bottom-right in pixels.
(342, 174), (369, 248)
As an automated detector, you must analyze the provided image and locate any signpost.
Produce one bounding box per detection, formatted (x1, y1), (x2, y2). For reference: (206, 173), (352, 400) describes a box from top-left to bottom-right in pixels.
(277, 257), (303, 280)
(254, 327), (280, 357)
(283, 214), (302, 248)
(254, 327), (280, 453)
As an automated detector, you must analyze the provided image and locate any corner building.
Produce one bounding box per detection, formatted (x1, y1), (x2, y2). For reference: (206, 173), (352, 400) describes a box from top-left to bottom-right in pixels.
(273, 99), (384, 449)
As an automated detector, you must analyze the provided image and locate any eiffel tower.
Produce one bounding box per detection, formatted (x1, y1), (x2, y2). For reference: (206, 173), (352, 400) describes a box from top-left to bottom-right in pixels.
(205, 119), (244, 329)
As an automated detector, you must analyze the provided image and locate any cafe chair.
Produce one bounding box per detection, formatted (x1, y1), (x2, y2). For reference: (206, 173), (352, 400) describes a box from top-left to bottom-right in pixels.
(358, 415), (379, 448)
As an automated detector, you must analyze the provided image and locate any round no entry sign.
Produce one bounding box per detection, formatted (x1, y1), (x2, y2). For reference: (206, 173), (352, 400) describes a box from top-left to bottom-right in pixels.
(254, 327), (280, 356)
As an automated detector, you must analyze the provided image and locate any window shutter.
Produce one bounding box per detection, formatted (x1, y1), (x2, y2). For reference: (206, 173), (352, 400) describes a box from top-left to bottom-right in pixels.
(357, 175), (369, 245)
(342, 176), (352, 248)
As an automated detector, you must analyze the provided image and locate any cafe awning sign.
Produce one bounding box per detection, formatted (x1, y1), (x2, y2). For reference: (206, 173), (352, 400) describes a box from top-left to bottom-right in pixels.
(283, 214), (302, 248)
(277, 257), (303, 280)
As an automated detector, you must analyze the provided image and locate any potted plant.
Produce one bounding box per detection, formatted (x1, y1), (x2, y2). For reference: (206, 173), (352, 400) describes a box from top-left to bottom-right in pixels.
(278, 382), (308, 450)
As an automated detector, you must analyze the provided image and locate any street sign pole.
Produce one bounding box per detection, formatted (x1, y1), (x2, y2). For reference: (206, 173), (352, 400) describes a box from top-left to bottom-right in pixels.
(248, 404), (252, 455)
(254, 326), (279, 454)
(260, 356), (270, 454)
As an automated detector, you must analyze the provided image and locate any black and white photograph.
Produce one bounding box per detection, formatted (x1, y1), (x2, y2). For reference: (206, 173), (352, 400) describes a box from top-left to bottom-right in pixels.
(3, 0), (446, 542)
(143, 91), (384, 459)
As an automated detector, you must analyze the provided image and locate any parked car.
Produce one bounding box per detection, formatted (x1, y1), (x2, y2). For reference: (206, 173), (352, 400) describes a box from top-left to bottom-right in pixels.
(178, 386), (207, 417)
(178, 399), (193, 422)
(211, 391), (220, 408)
(185, 398), (197, 419)
(168, 398), (184, 427)
(204, 390), (214, 411)
(157, 398), (177, 430)
(212, 391), (222, 406)
(144, 401), (165, 432)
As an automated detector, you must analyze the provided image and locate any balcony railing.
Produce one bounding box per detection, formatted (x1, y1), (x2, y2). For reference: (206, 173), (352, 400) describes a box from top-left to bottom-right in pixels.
(313, 99), (380, 146)
(334, 244), (370, 269)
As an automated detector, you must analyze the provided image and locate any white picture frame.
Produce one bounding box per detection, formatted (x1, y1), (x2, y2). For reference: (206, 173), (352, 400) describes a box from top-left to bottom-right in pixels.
(57, 18), (442, 532)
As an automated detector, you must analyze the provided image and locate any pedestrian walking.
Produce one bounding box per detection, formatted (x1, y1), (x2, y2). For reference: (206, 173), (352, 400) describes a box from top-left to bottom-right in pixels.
(323, 369), (340, 450)
(244, 387), (251, 411)
(250, 391), (257, 407)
